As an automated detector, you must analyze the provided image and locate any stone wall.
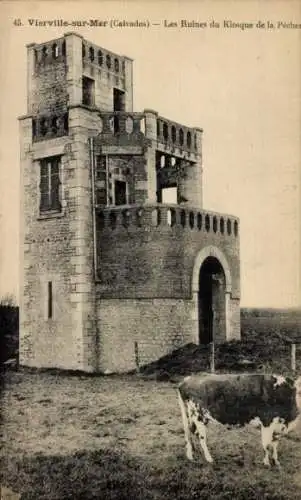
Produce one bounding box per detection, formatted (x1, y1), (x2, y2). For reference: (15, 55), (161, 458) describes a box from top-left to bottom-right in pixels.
(82, 37), (133, 112)
(95, 203), (240, 373)
(19, 118), (77, 368)
(27, 37), (68, 116)
(19, 107), (101, 371)
(96, 294), (240, 374)
(27, 33), (133, 115)
(96, 205), (240, 300)
(20, 32), (241, 374)
(97, 298), (195, 373)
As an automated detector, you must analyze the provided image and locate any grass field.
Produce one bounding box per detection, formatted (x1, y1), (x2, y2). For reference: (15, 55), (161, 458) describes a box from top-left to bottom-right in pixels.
(2, 309), (301, 499)
(2, 368), (301, 500)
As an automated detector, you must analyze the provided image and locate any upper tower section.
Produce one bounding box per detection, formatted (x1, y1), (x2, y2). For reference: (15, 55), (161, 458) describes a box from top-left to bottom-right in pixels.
(26, 32), (133, 140)
(24, 33), (204, 208)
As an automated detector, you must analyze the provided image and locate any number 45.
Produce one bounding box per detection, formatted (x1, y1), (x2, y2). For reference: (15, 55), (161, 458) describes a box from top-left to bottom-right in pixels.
(13, 19), (22, 26)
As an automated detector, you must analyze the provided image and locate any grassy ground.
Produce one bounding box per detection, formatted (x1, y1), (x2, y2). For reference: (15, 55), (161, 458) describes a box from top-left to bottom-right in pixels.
(2, 369), (301, 499)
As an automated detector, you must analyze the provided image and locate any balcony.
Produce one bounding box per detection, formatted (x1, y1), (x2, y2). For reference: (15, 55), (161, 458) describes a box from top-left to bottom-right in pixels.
(99, 112), (145, 135)
(156, 115), (201, 156)
(95, 112), (146, 149)
(32, 112), (69, 142)
(95, 111), (202, 158)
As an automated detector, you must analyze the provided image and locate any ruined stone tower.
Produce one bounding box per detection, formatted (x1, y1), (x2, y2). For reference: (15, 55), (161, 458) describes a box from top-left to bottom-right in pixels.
(19, 33), (240, 373)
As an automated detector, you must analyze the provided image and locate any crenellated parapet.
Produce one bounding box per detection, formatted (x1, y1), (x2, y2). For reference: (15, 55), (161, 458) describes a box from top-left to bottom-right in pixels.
(31, 35), (127, 76)
(82, 39), (126, 78)
(31, 37), (66, 70)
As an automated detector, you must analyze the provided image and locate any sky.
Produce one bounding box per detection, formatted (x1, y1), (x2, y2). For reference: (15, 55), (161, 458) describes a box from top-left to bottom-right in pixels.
(0, 0), (300, 307)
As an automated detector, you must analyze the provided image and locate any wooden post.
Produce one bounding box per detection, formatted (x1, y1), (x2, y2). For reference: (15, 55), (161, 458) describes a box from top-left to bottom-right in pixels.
(210, 341), (215, 373)
(291, 343), (296, 373)
(105, 154), (109, 206)
(134, 342), (140, 373)
(210, 307), (215, 373)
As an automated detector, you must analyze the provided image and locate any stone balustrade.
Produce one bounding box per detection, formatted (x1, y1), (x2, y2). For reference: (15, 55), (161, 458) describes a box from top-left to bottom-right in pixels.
(82, 41), (125, 76)
(96, 203), (239, 237)
(34, 37), (66, 67)
(156, 115), (201, 154)
(98, 112), (145, 136)
(98, 112), (202, 153)
(32, 112), (69, 142)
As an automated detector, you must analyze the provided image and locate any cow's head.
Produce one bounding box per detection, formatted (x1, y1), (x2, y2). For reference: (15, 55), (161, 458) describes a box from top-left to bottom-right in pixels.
(272, 374), (287, 388)
(272, 374), (297, 390)
(270, 374), (295, 393)
(269, 374), (299, 408)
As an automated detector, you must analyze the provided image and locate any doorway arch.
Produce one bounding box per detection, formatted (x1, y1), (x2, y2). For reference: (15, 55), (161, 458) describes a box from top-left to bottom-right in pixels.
(191, 246), (232, 344)
(198, 257), (226, 344)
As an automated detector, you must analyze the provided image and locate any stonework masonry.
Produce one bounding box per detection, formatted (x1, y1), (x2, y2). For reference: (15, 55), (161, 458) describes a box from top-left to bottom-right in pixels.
(97, 298), (195, 373)
(19, 32), (241, 373)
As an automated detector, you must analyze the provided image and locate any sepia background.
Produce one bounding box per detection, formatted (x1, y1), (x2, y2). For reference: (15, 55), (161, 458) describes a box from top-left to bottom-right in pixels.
(0, 0), (300, 308)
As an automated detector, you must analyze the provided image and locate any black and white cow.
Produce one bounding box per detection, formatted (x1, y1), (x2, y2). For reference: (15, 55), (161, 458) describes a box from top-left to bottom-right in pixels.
(178, 373), (301, 467)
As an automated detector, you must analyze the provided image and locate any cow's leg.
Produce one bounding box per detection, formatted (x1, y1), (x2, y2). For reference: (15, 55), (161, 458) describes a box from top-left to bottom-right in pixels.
(271, 437), (280, 467)
(261, 425), (273, 467)
(186, 401), (214, 464)
(262, 418), (286, 467)
(271, 418), (287, 467)
(177, 390), (193, 460)
(194, 419), (214, 464)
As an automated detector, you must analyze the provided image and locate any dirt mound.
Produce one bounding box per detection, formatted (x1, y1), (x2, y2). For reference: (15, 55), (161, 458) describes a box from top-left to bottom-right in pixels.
(139, 343), (209, 378)
(138, 328), (299, 379)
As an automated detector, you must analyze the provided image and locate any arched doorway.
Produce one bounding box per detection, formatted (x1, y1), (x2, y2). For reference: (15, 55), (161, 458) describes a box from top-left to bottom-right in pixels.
(198, 257), (226, 345)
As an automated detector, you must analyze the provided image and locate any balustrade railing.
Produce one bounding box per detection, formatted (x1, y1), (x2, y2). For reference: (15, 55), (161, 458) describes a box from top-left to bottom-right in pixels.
(34, 37), (66, 68)
(82, 41), (125, 77)
(32, 112), (69, 142)
(156, 116), (199, 153)
(96, 204), (239, 237)
(98, 112), (145, 136)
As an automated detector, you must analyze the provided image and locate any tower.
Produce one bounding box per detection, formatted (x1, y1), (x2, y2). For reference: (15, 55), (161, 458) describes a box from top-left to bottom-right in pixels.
(19, 33), (241, 373)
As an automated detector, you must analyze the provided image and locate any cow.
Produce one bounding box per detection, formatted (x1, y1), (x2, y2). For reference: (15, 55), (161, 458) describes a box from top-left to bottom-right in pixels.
(177, 373), (301, 467)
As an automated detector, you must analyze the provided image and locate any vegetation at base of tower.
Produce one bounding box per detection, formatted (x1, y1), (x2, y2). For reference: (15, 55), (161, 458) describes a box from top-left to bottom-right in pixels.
(138, 308), (301, 379)
(2, 369), (301, 499)
(0, 294), (19, 365)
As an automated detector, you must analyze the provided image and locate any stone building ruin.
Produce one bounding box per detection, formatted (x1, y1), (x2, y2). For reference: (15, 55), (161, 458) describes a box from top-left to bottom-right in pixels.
(19, 33), (241, 373)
